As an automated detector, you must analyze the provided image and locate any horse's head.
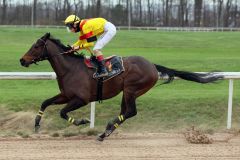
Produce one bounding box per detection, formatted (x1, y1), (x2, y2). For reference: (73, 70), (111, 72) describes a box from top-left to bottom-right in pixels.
(20, 33), (51, 67)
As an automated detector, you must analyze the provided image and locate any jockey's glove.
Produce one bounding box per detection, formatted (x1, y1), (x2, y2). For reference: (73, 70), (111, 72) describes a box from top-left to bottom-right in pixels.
(71, 45), (80, 51)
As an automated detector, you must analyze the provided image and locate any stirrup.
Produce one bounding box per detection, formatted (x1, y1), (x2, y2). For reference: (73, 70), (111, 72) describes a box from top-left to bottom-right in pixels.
(94, 72), (108, 78)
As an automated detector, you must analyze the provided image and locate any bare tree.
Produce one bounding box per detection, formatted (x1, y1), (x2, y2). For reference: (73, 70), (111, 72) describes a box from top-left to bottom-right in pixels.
(133, 0), (142, 25)
(44, 1), (50, 24)
(217, 0), (224, 27)
(179, 0), (184, 26)
(1, 0), (240, 27)
(63, 0), (71, 18)
(168, 0), (173, 26)
(147, 0), (152, 25)
(156, 0), (162, 26)
(111, 1), (126, 25)
(126, 0), (132, 27)
(184, 1), (189, 26)
(96, 0), (101, 17)
(90, 0), (96, 17)
(194, 0), (202, 27)
(233, 0), (239, 27)
(224, 0), (233, 27)
(202, 1), (212, 27)
(54, 0), (61, 23)
(165, 0), (169, 26)
(73, 0), (82, 15)
(1, 0), (7, 24)
(213, 0), (217, 26)
(85, 0), (92, 18)
(162, 0), (173, 26)
(179, 0), (188, 27)
(33, 0), (37, 25)
(139, 0), (142, 24)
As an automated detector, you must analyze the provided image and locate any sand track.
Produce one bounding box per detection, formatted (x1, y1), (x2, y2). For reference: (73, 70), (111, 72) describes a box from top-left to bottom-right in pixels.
(0, 133), (240, 160)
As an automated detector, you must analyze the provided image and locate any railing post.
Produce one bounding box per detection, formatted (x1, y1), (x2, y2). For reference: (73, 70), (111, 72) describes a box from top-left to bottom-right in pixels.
(90, 102), (96, 128)
(227, 79), (234, 129)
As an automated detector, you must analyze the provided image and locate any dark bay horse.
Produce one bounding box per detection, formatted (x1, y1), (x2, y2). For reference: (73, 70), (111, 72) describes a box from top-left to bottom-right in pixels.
(20, 33), (222, 141)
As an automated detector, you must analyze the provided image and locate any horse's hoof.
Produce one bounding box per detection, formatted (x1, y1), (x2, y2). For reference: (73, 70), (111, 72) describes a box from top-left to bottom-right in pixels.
(84, 118), (90, 124)
(35, 125), (40, 133)
(97, 136), (104, 141)
(104, 130), (112, 137)
(73, 119), (91, 126)
(97, 133), (106, 141)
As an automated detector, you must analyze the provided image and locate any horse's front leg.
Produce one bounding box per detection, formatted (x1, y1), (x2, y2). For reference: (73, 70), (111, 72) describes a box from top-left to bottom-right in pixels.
(35, 93), (69, 132)
(59, 97), (90, 126)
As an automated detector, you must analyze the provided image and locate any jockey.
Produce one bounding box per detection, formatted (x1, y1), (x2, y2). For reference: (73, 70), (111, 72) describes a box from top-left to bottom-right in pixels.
(64, 15), (117, 78)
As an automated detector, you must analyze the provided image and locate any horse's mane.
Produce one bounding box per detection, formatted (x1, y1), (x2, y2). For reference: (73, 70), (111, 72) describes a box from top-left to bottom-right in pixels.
(48, 35), (85, 59)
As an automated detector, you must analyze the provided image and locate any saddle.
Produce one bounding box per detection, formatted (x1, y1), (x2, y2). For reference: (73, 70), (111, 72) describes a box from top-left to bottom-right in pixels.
(84, 55), (125, 81)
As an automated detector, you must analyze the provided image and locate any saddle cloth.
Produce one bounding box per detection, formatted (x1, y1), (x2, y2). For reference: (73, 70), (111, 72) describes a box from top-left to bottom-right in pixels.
(84, 55), (125, 81)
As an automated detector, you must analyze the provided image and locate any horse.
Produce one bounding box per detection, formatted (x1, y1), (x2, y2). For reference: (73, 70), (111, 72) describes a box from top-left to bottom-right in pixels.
(20, 33), (222, 141)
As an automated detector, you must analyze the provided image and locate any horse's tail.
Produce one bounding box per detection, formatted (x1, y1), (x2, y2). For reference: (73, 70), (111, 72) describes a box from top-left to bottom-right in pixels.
(154, 64), (223, 84)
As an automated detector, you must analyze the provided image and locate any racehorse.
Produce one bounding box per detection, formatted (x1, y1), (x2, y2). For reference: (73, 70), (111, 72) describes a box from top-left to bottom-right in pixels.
(20, 33), (222, 141)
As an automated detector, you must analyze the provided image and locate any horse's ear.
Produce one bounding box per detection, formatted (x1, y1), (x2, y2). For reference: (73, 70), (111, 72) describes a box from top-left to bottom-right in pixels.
(42, 32), (50, 40)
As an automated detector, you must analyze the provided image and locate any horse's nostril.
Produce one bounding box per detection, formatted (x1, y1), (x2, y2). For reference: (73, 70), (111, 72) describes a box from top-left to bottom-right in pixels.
(20, 58), (25, 66)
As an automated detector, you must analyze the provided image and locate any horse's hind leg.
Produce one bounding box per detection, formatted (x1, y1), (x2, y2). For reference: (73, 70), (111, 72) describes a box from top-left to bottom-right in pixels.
(120, 94), (126, 115)
(35, 93), (69, 132)
(59, 97), (90, 126)
(98, 92), (137, 141)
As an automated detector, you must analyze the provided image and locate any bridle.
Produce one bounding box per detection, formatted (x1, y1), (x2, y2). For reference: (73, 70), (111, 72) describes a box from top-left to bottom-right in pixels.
(31, 37), (79, 65)
(32, 38), (49, 64)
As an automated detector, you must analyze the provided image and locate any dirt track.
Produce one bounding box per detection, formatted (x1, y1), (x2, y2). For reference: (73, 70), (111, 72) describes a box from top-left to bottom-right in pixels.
(0, 133), (240, 160)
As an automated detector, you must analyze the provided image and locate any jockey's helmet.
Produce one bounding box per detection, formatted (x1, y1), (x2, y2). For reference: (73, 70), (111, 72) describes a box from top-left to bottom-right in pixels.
(64, 15), (81, 31)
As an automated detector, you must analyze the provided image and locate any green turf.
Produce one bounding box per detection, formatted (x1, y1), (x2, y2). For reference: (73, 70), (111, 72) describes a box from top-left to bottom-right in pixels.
(1, 27), (240, 132)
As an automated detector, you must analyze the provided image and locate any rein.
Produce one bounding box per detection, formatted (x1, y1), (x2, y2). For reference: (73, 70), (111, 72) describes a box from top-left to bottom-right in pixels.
(33, 38), (77, 78)
(32, 38), (73, 64)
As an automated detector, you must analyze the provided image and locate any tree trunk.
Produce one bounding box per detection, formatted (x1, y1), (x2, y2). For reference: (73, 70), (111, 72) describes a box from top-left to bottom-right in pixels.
(224, 0), (232, 27)
(127, 0), (132, 28)
(96, 0), (101, 17)
(202, 1), (211, 27)
(185, 4), (189, 26)
(165, 0), (169, 26)
(147, 0), (152, 25)
(213, 0), (217, 27)
(139, 0), (142, 25)
(63, 0), (71, 18)
(179, 0), (183, 27)
(217, 0), (224, 27)
(45, 1), (50, 24)
(1, 0), (7, 24)
(194, 0), (202, 27)
(233, 0), (238, 27)
(179, 0), (188, 27)
(33, 0), (37, 25)
(54, 0), (61, 23)
(73, 0), (82, 15)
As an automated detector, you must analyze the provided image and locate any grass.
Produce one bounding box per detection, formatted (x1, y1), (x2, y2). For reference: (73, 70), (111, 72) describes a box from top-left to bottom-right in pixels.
(0, 27), (240, 134)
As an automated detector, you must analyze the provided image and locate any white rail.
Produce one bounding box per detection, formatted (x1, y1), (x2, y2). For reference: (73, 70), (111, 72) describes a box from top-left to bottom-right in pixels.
(0, 72), (57, 80)
(1, 72), (240, 129)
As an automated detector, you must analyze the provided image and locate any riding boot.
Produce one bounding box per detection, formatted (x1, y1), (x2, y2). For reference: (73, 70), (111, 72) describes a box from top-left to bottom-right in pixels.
(96, 60), (108, 78)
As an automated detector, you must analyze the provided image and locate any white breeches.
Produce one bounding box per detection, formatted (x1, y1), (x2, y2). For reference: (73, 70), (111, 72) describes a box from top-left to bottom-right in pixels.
(93, 22), (116, 51)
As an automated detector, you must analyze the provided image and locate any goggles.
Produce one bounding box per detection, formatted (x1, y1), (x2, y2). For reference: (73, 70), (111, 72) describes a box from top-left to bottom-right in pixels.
(66, 23), (74, 29)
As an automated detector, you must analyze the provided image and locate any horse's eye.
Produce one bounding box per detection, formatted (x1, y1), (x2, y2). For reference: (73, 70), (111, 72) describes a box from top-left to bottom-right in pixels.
(34, 45), (39, 49)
